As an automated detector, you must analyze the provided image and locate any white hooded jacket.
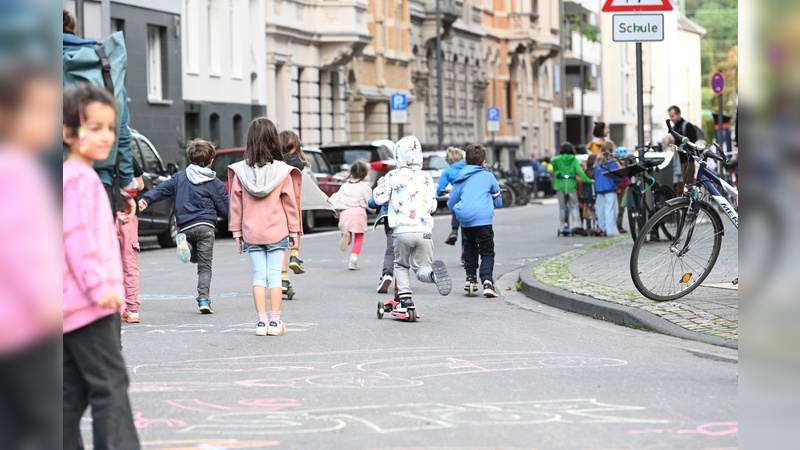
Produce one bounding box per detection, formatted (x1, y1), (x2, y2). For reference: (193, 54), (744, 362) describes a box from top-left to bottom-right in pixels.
(372, 136), (437, 234)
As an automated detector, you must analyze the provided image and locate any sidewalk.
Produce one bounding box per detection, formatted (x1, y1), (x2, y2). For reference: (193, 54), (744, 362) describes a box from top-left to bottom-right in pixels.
(518, 228), (738, 349)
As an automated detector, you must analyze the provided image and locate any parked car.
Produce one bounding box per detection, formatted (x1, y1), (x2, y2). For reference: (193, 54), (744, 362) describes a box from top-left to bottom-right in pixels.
(211, 147), (342, 233)
(422, 150), (450, 202)
(318, 140), (395, 187)
(130, 129), (179, 248)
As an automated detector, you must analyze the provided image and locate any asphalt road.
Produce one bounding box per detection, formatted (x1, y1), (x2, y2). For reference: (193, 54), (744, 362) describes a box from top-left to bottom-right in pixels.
(103, 204), (737, 449)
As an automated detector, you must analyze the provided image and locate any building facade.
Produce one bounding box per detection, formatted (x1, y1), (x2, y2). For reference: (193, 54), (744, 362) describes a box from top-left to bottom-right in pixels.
(562, 0), (601, 149)
(65, 0), (185, 164)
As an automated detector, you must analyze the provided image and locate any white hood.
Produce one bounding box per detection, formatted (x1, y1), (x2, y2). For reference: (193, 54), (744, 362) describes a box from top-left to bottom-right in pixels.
(228, 160), (294, 198)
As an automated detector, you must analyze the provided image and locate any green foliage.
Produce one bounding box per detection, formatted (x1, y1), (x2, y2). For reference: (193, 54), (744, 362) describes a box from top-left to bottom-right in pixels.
(683, 0), (738, 92)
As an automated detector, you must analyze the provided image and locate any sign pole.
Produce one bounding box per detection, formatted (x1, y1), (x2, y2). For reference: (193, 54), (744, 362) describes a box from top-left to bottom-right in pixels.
(636, 42), (644, 151)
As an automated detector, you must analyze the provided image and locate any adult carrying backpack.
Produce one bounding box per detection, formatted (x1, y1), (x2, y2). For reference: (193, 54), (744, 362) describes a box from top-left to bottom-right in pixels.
(681, 120), (705, 143)
(62, 31), (128, 170)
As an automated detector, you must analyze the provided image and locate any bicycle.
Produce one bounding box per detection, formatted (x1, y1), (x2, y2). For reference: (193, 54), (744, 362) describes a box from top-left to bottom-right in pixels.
(604, 145), (675, 241)
(629, 120), (738, 301)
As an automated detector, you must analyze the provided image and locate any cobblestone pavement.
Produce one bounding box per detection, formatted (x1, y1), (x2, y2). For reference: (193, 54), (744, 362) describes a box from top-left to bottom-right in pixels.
(531, 222), (738, 342)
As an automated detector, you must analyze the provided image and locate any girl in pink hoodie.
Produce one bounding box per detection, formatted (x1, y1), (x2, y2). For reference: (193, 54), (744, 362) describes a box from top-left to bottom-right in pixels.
(62, 84), (139, 448)
(229, 118), (302, 337)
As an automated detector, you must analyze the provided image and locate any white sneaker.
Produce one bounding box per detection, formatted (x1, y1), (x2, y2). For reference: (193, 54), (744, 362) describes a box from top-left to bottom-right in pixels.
(483, 281), (498, 298)
(175, 233), (192, 263)
(256, 321), (267, 336)
(267, 320), (286, 336)
(377, 274), (393, 293)
(339, 234), (349, 252)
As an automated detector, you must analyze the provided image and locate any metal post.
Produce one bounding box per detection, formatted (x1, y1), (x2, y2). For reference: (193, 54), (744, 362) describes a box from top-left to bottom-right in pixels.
(399, 123), (404, 139)
(559, 0), (566, 149)
(76, 0), (85, 37)
(435, 0), (444, 150)
(388, 100), (392, 141)
(636, 43), (645, 151)
(491, 132), (496, 162)
(579, 15), (585, 147)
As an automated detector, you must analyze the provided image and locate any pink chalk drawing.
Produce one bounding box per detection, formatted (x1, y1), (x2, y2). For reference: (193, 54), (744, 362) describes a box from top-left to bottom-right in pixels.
(166, 398), (301, 413)
(133, 412), (187, 429)
(629, 421), (738, 437)
(238, 398), (302, 410)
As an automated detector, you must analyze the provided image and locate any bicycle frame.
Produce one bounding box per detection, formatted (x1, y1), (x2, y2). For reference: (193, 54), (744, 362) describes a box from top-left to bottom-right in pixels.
(696, 163), (739, 229)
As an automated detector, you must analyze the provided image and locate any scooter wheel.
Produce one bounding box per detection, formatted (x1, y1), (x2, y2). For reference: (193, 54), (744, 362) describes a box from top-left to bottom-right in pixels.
(377, 301), (385, 319)
(407, 309), (417, 322)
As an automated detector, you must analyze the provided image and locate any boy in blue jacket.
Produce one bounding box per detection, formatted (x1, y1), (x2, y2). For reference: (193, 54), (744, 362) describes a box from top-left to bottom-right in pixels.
(447, 144), (503, 297)
(594, 151), (622, 236)
(436, 147), (466, 245)
(139, 139), (229, 313)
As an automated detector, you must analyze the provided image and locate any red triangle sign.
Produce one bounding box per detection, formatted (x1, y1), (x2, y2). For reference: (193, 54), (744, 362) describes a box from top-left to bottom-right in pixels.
(602, 0), (674, 12)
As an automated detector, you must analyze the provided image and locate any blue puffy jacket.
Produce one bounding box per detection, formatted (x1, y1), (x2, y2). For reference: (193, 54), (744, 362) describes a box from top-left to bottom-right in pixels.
(594, 160), (621, 194)
(436, 160), (466, 196)
(142, 168), (229, 231)
(447, 165), (502, 227)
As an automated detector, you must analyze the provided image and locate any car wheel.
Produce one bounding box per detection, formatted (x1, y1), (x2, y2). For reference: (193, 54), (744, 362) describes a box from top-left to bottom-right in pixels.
(303, 210), (316, 234)
(157, 212), (178, 248)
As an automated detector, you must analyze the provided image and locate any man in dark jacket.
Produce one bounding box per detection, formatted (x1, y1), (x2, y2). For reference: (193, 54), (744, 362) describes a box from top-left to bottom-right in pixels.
(139, 139), (229, 314)
(668, 105), (698, 195)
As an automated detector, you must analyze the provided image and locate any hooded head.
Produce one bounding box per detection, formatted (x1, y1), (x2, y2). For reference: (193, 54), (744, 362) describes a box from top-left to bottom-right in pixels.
(393, 135), (423, 169)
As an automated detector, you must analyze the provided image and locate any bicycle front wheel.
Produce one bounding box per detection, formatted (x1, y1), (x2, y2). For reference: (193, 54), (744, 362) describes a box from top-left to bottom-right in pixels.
(630, 200), (724, 301)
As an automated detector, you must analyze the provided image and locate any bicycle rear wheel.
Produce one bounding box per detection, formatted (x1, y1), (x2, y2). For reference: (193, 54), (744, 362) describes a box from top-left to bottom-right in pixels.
(499, 184), (515, 208)
(630, 200), (724, 301)
(626, 188), (646, 242)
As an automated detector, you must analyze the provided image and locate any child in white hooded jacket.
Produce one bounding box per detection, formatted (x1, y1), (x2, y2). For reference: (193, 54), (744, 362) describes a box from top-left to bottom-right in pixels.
(372, 136), (451, 313)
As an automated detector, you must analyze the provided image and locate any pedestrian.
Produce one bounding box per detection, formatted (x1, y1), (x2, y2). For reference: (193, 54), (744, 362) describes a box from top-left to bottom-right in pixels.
(582, 153), (598, 233)
(373, 135), (451, 314)
(612, 146), (631, 233)
(228, 117), (302, 337)
(551, 142), (593, 235)
(62, 83), (140, 449)
(446, 144), (503, 297)
(139, 139), (229, 314)
(594, 149), (622, 236)
(436, 146), (466, 246)
(119, 157), (144, 323)
(587, 122), (608, 154)
(668, 105), (701, 195)
(330, 160), (373, 270)
(662, 133), (681, 196)
(278, 130), (307, 277)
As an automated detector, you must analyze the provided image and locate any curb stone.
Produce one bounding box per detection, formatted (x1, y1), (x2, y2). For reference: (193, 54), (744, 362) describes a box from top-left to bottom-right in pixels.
(518, 237), (738, 350)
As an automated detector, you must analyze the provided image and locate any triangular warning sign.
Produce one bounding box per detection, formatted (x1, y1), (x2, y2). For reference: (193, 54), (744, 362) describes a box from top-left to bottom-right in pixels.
(602, 0), (674, 12)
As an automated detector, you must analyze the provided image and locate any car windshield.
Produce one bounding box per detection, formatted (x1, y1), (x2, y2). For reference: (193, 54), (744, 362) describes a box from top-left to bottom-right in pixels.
(211, 151), (244, 181)
(423, 155), (448, 171)
(322, 148), (374, 171)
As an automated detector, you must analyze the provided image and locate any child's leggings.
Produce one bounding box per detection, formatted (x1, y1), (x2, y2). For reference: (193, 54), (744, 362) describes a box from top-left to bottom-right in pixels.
(557, 191), (581, 228)
(351, 232), (364, 255)
(250, 248), (285, 289)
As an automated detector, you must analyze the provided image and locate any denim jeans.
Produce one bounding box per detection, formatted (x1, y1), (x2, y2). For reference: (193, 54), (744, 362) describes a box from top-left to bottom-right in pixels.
(556, 191), (581, 228)
(462, 224), (495, 283)
(183, 225), (215, 301)
(245, 237), (289, 289)
(63, 314), (139, 449)
(596, 192), (619, 234)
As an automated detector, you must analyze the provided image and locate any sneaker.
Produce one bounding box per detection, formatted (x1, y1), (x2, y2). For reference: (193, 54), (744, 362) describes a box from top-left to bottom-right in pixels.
(377, 274), (393, 293)
(339, 234), (349, 252)
(464, 276), (478, 292)
(348, 260), (359, 271)
(267, 320), (286, 336)
(289, 255), (305, 274)
(430, 260), (451, 295)
(197, 298), (214, 314)
(483, 281), (499, 298)
(176, 233), (192, 263)
(445, 230), (458, 245)
(393, 298), (415, 313)
(560, 227), (571, 235)
(121, 310), (140, 323)
(282, 279), (291, 293)
(256, 321), (267, 336)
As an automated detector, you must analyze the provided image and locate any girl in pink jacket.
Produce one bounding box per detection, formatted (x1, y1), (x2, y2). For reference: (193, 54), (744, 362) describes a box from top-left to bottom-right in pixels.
(62, 84), (139, 448)
(229, 118), (302, 337)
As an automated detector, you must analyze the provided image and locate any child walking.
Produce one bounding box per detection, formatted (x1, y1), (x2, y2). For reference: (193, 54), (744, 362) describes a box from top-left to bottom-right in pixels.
(62, 83), (139, 448)
(373, 136), (451, 313)
(594, 147), (622, 236)
(446, 144), (503, 297)
(119, 158), (144, 322)
(551, 142), (593, 235)
(279, 130), (307, 277)
(436, 147), (466, 245)
(229, 118), (302, 336)
(139, 139), (229, 314)
(330, 160), (373, 270)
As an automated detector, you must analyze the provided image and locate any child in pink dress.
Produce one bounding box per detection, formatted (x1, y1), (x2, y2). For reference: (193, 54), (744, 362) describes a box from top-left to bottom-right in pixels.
(330, 160), (373, 270)
(62, 83), (139, 448)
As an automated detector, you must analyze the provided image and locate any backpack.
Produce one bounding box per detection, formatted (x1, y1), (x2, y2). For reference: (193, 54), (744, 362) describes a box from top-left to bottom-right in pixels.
(681, 120), (705, 143)
(63, 32), (128, 171)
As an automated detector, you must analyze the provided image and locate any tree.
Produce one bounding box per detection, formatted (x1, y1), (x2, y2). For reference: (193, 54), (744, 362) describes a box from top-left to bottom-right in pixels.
(683, 0), (738, 85)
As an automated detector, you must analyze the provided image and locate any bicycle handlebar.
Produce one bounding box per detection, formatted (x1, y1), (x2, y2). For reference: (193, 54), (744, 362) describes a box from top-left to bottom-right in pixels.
(665, 119), (727, 164)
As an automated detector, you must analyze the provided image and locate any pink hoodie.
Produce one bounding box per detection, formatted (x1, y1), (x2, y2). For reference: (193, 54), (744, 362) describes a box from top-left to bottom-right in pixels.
(63, 160), (124, 334)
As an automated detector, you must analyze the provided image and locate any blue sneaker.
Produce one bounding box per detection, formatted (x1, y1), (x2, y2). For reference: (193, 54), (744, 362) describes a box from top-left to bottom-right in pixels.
(197, 298), (213, 314)
(176, 233), (192, 263)
(256, 321), (267, 336)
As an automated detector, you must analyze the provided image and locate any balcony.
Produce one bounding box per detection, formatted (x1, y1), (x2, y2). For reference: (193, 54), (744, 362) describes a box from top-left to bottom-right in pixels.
(565, 87), (601, 117)
(564, 31), (600, 66)
(420, 0), (463, 44)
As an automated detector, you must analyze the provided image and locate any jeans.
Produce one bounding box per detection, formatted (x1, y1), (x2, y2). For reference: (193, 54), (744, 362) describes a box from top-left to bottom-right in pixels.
(117, 216), (140, 312)
(462, 225), (495, 283)
(556, 191), (581, 228)
(393, 232), (435, 299)
(63, 314), (139, 450)
(596, 192), (619, 234)
(246, 237), (289, 290)
(450, 213), (460, 231)
(182, 225), (215, 301)
(382, 220), (394, 277)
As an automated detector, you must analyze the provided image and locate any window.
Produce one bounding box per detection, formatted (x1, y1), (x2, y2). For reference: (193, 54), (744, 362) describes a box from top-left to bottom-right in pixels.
(591, 64), (597, 78)
(209, 113), (220, 145)
(554, 63), (560, 93)
(146, 26), (165, 101)
(129, 138), (143, 168)
(233, 114), (243, 146)
(111, 19), (125, 34)
(208, 0), (221, 76)
(532, 0), (539, 14)
(185, 0), (198, 73)
(313, 153), (332, 174)
(505, 81), (512, 120)
(137, 138), (163, 174)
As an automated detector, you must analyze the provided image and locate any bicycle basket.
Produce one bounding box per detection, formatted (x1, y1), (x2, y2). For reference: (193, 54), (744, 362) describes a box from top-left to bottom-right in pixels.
(601, 157), (646, 179)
